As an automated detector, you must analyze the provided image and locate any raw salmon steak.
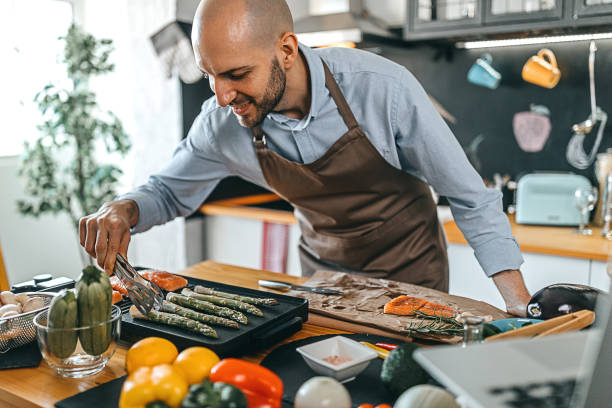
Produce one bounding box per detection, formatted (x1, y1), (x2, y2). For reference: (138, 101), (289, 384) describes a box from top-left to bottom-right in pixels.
(418, 302), (457, 318)
(384, 295), (457, 318)
(383, 296), (427, 315)
(112, 290), (123, 304)
(139, 269), (188, 292)
(110, 275), (128, 296)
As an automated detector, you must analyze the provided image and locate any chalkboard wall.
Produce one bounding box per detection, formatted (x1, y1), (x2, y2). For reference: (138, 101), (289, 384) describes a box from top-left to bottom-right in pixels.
(373, 37), (612, 184)
(179, 26), (612, 201)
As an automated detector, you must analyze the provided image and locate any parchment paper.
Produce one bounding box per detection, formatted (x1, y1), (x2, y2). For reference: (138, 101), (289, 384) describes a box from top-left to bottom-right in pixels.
(289, 270), (510, 344)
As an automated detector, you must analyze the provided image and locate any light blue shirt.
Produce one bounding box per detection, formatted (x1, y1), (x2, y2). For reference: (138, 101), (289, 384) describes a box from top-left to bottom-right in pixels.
(120, 43), (524, 277)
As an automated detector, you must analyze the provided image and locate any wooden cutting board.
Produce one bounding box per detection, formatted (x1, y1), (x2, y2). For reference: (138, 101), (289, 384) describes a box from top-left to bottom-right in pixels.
(286, 270), (510, 344)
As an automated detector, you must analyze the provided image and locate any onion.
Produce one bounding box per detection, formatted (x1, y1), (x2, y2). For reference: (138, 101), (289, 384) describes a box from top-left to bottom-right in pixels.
(394, 385), (459, 408)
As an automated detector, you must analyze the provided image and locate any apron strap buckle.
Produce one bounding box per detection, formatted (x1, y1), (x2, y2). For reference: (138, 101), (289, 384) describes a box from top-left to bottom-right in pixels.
(253, 133), (267, 146)
(252, 126), (267, 147)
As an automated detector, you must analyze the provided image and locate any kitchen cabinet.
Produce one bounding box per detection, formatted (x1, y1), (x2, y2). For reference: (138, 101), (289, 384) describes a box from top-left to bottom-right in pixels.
(448, 243), (506, 309)
(404, 0), (611, 41)
(574, 0), (612, 18)
(589, 260), (611, 292)
(486, 0), (563, 23)
(202, 214), (301, 276)
(448, 243), (591, 310)
(410, 0), (482, 32)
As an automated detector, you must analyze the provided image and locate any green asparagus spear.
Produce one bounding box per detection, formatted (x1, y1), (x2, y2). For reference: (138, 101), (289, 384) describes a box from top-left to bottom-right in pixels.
(129, 305), (218, 338)
(166, 293), (248, 325)
(160, 301), (239, 329)
(193, 285), (279, 306)
(182, 288), (264, 317)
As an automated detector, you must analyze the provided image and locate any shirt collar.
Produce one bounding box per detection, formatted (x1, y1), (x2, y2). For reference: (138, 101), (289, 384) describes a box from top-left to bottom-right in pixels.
(266, 42), (326, 129)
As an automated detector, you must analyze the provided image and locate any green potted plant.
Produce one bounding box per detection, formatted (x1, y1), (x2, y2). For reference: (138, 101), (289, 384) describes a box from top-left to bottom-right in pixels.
(17, 24), (130, 264)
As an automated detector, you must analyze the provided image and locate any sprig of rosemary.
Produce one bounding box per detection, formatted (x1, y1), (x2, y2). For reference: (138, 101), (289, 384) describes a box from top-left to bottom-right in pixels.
(406, 310), (464, 337)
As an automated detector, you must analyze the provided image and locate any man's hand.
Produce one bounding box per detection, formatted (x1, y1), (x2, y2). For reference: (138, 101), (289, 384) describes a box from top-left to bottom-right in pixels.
(79, 200), (139, 275)
(492, 269), (532, 317)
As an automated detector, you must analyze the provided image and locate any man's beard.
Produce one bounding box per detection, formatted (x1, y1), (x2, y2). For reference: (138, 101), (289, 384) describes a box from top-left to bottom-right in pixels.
(235, 57), (286, 128)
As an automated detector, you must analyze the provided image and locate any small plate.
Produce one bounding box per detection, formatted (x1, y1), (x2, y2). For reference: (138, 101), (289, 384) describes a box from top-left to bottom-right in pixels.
(295, 335), (377, 383)
(489, 318), (543, 333)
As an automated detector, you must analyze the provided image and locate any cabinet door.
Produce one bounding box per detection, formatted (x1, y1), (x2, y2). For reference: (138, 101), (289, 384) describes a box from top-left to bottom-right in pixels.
(485, 0), (564, 23)
(589, 260), (611, 292)
(574, 0), (612, 17)
(447, 244), (506, 310)
(520, 252), (590, 294)
(410, 0), (483, 32)
(448, 245), (592, 310)
(203, 215), (263, 270)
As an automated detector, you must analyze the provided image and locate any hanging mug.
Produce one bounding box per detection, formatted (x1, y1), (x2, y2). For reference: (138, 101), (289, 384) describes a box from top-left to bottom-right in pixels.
(467, 54), (501, 90)
(522, 48), (561, 88)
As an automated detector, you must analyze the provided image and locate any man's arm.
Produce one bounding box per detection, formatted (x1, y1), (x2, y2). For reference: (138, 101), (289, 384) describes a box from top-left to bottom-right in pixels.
(80, 110), (231, 273)
(393, 69), (527, 314)
(492, 269), (531, 316)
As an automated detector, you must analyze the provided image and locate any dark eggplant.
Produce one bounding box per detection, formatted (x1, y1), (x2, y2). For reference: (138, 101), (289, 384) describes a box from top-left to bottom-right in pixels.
(526, 283), (603, 320)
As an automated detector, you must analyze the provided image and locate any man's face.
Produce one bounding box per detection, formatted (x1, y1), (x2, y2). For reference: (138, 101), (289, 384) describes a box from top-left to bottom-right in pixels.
(195, 36), (286, 128)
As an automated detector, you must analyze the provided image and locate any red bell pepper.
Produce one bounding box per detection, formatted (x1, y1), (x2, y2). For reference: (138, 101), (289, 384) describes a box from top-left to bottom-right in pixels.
(374, 343), (398, 351)
(209, 358), (283, 408)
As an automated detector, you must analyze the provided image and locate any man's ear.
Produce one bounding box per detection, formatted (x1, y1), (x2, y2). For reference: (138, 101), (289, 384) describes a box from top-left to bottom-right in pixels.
(278, 32), (299, 69)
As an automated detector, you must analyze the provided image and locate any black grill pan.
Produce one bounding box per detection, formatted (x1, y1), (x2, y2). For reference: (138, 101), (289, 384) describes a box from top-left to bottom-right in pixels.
(118, 274), (308, 357)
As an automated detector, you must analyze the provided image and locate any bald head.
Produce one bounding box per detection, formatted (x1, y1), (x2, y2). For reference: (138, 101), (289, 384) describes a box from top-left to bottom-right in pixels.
(192, 0), (293, 52)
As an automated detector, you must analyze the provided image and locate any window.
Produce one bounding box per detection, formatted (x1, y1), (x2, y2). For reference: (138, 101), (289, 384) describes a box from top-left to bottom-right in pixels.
(0, 0), (73, 157)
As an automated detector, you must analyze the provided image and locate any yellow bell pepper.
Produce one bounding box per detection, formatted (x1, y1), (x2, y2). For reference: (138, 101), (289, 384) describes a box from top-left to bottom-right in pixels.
(119, 364), (189, 408)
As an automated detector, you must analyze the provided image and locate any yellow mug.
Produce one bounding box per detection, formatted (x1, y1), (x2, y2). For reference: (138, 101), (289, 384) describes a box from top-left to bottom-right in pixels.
(521, 48), (561, 88)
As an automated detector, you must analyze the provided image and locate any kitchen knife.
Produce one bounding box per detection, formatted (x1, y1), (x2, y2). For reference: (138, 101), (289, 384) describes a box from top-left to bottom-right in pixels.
(258, 280), (343, 295)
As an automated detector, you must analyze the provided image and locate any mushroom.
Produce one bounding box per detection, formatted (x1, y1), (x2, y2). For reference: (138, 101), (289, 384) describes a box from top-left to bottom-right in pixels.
(0, 304), (21, 317)
(22, 297), (45, 313)
(15, 293), (31, 305)
(0, 291), (18, 306)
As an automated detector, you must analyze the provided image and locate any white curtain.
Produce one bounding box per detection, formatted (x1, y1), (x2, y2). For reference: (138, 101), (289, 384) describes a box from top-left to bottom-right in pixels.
(74, 0), (187, 272)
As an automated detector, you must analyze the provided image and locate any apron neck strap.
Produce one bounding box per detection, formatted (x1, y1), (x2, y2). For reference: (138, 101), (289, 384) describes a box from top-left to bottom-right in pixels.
(322, 61), (359, 130)
(250, 60), (359, 144)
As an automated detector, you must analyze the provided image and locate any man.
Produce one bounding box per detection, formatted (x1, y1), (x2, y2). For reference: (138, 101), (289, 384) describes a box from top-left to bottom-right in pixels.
(79, 0), (531, 315)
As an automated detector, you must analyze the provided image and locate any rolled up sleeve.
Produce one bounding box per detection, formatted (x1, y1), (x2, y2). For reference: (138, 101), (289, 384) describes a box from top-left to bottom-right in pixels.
(394, 69), (523, 277)
(118, 112), (231, 233)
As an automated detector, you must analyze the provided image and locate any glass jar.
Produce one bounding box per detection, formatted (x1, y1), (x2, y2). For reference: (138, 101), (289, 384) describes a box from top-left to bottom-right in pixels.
(593, 151), (612, 226)
(462, 316), (485, 347)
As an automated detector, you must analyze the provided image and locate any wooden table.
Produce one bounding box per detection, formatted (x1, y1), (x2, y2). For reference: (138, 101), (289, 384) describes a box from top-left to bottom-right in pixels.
(0, 261), (348, 408)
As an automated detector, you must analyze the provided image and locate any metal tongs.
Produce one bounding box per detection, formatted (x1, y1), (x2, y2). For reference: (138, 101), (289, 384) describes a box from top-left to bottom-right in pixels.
(114, 254), (164, 315)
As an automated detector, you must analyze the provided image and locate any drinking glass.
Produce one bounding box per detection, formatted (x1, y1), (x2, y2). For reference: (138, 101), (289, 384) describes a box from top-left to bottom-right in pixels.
(574, 186), (598, 235)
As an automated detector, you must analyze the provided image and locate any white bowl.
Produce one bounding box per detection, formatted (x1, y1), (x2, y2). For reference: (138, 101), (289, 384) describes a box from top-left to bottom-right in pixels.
(296, 336), (378, 382)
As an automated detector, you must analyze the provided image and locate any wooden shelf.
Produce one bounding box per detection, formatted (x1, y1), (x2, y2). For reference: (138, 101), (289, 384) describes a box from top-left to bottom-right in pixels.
(199, 194), (297, 225)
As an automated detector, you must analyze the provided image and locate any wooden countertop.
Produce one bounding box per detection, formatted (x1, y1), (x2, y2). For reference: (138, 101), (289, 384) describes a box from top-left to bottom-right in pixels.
(200, 196), (612, 261)
(0, 261), (347, 408)
(444, 215), (612, 262)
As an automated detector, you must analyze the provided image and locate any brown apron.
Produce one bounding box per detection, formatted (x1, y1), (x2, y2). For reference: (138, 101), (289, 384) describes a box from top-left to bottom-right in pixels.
(251, 61), (449, 291)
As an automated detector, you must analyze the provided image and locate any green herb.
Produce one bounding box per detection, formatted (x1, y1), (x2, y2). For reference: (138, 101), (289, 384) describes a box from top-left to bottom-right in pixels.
(406, 310), (464, 337)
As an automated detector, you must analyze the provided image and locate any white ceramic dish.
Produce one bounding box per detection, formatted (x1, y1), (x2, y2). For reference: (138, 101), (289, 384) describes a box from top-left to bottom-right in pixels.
(296, 336), (378, 382)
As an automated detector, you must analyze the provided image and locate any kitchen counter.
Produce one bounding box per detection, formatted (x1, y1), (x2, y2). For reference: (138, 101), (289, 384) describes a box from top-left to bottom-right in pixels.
(0, 261), (347, 408)
(444, 215), (612, 262)
(200, 197), (612, 262)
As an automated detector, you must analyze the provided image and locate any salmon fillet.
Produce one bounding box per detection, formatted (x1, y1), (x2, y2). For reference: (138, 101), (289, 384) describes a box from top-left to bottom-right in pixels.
(110, 275), (128, 296)
(383, 296), (428, 315)
(139, 270), (188, 292)
(418, 302), (457, 318)
(112, 290), (123, 304)
(384, 295), (457, 318)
